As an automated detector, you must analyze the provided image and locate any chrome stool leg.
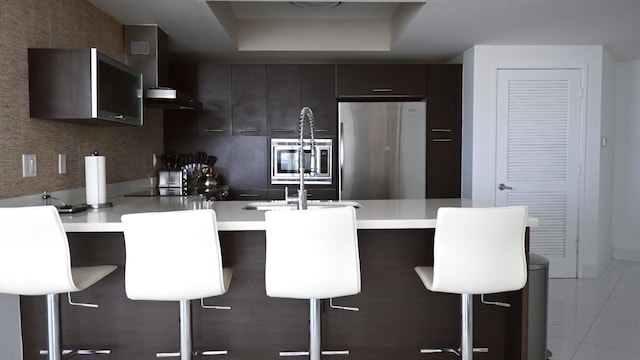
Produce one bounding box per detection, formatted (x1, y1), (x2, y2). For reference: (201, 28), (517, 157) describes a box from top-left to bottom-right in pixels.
(46, 294), (62, 360)
(156, 300), (228, 359)
(40, 294), (112, 360)
(419, 294), (488, 358)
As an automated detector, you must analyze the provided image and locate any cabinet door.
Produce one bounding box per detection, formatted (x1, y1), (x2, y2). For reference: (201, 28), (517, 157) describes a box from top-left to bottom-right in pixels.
(164, 63), (198, 136)
(336, 64), (426, 98)
(426, 64), (462, 137)
(426, 138), (461, 198)
(232, 64), (267, 136)
(301, 64), (337, 135)
(267, 65), (301, 136)
(198, 64), (232, 135)
(425, 64), (462, 198)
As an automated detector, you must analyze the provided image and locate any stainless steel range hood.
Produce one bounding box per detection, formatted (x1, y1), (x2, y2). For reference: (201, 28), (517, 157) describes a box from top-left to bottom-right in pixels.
(123, 25), (202, 110)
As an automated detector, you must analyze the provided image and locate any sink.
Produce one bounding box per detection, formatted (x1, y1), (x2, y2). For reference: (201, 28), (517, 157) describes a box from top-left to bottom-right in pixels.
(242, 200), (362, 211)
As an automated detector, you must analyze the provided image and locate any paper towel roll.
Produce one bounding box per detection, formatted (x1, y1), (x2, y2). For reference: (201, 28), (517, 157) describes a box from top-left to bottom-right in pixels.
(85, 155), (106, 206)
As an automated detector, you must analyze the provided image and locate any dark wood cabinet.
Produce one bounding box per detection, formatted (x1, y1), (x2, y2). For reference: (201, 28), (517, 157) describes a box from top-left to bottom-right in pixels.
(336, 64), (426, 98)
(301, 64), (337, 135)
(232, 64), (267, 136)
(426, 64), (462, 137)
(164, 63), (198, 136)
(197, 64), (232, 135)
(267, 65), (302, 136)
(426, 64), (462, 198)
(268, 187), (337, 201)
(267, 64), (337, 136)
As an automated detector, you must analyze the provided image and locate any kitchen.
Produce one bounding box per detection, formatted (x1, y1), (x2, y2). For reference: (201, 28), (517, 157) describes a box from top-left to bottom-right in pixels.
(2, 0), (640, 359)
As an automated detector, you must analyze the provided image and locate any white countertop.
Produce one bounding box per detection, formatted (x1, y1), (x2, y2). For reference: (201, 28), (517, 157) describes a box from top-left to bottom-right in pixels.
(58, 196), (539, 232)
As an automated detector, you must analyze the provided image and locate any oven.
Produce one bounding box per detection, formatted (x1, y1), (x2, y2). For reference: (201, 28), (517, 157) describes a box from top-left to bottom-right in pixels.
(271, 138), (332, 184)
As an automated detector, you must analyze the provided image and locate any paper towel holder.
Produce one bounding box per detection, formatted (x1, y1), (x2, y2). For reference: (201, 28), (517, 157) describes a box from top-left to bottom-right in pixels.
(85, 151), (113, 209)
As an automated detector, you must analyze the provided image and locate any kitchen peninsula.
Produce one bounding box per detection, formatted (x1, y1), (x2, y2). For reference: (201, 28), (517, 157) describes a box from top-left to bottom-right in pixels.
(19, 197), (537, 360)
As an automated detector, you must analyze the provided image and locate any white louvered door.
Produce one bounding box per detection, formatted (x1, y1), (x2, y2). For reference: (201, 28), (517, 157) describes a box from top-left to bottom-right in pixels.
(496, 69), (582, 278)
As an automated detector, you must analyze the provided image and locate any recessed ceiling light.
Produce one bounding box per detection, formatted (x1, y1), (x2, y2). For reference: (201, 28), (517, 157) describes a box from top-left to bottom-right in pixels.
(290, 2), (342, 9)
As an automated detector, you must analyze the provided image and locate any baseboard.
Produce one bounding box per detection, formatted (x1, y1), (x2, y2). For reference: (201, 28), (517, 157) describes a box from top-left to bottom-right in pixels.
(614, 247), (640, 262)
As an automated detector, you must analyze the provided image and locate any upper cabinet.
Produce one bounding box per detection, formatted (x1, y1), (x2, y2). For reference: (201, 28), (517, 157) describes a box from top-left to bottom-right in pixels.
(232, 64), (267, 136)
(336, 64), (426, 99)
(426, 64), (462, 138)
(425, 64), (462, 198)
(28, 48), (143, 126)
(267, 64), (337, 136)
(197, 64), (233, 135)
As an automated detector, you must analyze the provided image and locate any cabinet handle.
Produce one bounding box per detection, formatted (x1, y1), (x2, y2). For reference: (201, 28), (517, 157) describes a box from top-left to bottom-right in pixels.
(272, 129), (295, 133)
(112, 114), (125, 120)
(203, 129), (226, 133)
(372, 88), (393, 93)
(238, 128), (260, 133)
(314, 129), (329, 133)
(239, 193), (261, 197)
(431, 128), (452, 132)
(431, 138), (452, 142)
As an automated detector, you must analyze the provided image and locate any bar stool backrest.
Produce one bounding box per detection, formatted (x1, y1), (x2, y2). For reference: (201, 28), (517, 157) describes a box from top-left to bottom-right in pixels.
(0, 205), (79, 295)
(264, 206), (361, 299)
(431, 206), (528, 295)
(121, 209), (228, 301)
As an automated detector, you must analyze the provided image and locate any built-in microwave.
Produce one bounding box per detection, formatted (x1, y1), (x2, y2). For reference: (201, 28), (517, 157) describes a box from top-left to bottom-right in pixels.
(271, 138), (332, 184)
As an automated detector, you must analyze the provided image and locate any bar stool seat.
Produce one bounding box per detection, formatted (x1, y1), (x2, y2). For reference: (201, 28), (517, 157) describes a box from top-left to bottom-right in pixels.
(265, 206), (361, 360)
(0, 205), (117, 360)
(121, 209), (232, 360)
(414, 206), (528, 360)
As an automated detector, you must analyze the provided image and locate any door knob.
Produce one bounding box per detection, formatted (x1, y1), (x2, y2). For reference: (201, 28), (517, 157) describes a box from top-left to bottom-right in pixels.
(498, 183), (513, 191)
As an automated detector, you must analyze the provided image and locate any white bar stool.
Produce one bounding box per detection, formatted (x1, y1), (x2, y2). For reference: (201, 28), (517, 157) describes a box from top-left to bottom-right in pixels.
(121, 209), (233, 360)
(414, 206), (528, 360)
(0, 205), (117, 360)
(264, 206), (361, 360)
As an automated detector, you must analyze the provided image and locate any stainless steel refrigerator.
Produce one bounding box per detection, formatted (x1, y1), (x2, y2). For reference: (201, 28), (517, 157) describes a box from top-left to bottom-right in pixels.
(339, 101), (426, 200)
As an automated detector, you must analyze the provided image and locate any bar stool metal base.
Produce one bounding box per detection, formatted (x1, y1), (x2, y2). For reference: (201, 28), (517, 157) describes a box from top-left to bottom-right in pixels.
(419, 294), (488, 360)
(277, 299), (350, 359)
(40, 294), (112, 360)
(155, 300), (227, 360)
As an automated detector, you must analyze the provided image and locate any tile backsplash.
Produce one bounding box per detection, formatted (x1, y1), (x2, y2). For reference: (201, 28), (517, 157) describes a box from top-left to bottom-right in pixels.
(0, 0), (164, 199)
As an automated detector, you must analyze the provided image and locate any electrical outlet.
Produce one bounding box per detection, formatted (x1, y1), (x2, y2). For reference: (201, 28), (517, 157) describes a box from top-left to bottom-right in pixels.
(58, 154), (67, 174)
(22, 154), (37, 177)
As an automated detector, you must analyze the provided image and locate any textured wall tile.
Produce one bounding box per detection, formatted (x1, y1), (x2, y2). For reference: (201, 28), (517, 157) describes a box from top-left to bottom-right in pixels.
(0, 0), (164, 199)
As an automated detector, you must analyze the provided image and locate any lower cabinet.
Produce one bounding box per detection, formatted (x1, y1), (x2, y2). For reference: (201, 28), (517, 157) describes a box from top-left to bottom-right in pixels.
(268, 187), (337, 201)
(229, 189), (268, 201)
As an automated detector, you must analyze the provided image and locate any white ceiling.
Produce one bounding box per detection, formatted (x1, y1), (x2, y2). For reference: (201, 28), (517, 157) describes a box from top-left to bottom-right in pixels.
(87, 0), (640, 63)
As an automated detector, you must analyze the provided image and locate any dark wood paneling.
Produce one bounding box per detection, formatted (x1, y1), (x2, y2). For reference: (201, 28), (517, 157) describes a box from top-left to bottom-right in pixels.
(20, 229), (526, 360)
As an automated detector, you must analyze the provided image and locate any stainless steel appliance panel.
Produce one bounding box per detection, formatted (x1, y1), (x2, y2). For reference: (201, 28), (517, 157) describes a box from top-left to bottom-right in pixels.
(339, 101), (426, 200)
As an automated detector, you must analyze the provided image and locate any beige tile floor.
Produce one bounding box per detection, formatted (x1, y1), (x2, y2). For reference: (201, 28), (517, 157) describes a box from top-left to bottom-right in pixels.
(547, 260), (640, 360)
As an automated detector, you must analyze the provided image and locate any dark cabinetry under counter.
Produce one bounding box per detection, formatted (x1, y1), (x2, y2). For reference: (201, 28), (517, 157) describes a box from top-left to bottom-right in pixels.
(336, 64), (426, 99)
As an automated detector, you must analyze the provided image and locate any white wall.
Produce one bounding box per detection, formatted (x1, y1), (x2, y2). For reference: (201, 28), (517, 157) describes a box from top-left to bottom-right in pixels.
(462, 45), (613, 277)
(612, 60), (640, 260)
(0, 294), (22, 359)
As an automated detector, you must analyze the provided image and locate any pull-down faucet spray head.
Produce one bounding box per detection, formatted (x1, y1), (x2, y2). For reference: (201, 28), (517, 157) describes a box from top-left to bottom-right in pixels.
(298, 107), (316, 210)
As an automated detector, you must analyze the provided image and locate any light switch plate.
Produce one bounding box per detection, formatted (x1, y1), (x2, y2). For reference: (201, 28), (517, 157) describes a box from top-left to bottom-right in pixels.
(58, 154), (67, 174)
(22, 154), (37, 177)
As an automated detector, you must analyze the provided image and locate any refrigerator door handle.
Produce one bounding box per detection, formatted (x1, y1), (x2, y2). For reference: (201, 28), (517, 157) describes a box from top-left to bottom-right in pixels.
(339, 121), (344, 198)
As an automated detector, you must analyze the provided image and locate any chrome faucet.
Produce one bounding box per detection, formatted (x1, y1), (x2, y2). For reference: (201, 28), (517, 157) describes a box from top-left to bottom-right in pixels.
(297, 106), (316, 210)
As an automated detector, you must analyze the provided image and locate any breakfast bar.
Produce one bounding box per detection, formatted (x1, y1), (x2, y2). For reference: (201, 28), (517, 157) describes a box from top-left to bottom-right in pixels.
(18, 197), (537, 360)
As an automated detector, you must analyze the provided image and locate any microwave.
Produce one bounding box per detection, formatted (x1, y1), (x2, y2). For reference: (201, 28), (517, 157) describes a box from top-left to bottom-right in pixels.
(271, 138), (332, 184)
